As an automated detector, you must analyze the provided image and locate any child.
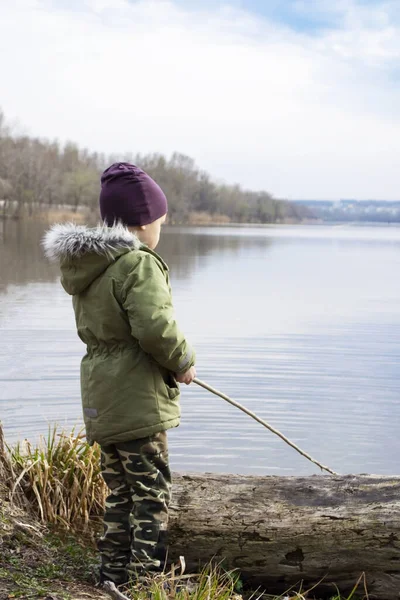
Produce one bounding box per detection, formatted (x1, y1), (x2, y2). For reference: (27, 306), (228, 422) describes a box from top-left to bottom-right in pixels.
(43, 162), (196, 587)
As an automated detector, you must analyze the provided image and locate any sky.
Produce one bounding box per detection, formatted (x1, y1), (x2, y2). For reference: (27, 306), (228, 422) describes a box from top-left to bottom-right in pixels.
(1, 0), (400, 200)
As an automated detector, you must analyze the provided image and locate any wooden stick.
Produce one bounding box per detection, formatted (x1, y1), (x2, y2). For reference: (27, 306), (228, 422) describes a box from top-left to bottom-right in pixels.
(103, 581), (131, 600)
(193, 377), (338, 476)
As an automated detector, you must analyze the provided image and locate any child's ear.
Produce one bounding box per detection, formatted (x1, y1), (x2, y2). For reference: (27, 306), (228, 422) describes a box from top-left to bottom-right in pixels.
(139, 225), (146, 231)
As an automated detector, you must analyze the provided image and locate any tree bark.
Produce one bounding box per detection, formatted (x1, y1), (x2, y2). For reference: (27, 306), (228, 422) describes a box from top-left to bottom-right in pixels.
(168, 473), (400, 600)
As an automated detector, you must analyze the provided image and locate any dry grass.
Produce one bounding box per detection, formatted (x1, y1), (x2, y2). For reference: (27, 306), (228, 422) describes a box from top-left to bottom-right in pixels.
(41, 207), (90, 224)
(261, 572), (369, 600)
(1, 425), (107, 530)
(187, 211), (231, 225)
(1, 204), (91, 224)
(0, 423), (13, 485)
(121, 561), (247, 600)
(108, 565), (370, 600)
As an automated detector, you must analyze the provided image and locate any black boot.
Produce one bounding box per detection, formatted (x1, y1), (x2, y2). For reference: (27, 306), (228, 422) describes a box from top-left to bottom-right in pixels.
(99, 567), (129, 587)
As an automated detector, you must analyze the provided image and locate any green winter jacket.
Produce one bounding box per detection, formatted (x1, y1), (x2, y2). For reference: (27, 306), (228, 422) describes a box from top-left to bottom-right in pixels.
(43, 223), (195, 446)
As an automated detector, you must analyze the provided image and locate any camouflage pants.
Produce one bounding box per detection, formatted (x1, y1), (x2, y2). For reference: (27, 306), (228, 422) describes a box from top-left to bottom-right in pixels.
(98, 431), (171, 584)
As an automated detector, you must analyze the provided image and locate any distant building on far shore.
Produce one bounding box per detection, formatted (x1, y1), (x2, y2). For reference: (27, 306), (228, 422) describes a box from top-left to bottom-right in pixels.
(295, 199), (400, 223)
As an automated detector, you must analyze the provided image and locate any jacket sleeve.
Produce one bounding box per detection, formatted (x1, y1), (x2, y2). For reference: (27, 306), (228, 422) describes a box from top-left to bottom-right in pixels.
(120, 252), (195, 374)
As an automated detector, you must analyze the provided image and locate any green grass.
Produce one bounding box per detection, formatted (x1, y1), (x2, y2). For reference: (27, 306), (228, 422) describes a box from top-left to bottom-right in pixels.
(108, 565), (369, 600)
(124, 562), (246, 600)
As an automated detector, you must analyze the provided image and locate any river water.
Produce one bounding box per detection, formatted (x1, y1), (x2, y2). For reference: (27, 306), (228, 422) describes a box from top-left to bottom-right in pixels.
(1, 219), (400, 476)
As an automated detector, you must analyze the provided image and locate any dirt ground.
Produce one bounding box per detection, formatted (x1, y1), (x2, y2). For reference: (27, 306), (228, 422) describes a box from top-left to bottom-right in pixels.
(0, 493), (109, 600)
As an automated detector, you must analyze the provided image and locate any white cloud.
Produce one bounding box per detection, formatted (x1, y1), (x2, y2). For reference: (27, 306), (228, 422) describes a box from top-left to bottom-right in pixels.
(0, 0), (399, 198)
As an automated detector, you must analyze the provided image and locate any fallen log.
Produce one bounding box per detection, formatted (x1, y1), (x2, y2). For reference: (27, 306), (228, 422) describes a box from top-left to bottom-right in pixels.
(168, 473), (400, 600)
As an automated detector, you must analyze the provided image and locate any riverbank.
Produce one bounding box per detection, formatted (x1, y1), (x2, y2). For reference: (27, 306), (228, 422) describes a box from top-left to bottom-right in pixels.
(0, 425), (104, 597)
(0, 204), (317, 227)
(0, 496), (106, 599)
(0, 425), (383, 600)
(0, 425), (246, 600)
(0, 426), (378, 600)
(0, 492), (247, 600)
(0, 496), (247, 600)
(4, 205), (399, 228)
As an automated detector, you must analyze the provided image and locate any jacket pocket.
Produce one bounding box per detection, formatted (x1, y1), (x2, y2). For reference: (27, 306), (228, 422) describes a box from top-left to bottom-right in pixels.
(165, 375), (180, 400)
(153, 362), (180, 402)
(161, 370), (180, 400)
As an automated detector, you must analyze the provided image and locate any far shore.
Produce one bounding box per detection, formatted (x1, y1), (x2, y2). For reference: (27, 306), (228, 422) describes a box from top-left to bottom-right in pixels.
(2, 205), (400, 228)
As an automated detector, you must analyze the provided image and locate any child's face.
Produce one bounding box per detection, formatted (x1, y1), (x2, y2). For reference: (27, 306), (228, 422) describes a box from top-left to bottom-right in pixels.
(130, 214), (167, 250)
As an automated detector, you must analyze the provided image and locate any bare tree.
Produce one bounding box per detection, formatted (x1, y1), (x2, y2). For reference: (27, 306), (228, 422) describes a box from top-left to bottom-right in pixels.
(0, 107), (314, 224)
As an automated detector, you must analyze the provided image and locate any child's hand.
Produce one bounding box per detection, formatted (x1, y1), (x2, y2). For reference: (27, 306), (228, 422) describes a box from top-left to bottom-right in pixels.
(176, 366), (197, 385)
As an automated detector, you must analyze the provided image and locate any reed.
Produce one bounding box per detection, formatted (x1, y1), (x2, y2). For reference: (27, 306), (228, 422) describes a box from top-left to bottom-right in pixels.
(3, 425), (107, 530)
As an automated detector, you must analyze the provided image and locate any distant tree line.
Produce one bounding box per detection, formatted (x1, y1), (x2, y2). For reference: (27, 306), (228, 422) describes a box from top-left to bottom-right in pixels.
(0, 110), (313, 223)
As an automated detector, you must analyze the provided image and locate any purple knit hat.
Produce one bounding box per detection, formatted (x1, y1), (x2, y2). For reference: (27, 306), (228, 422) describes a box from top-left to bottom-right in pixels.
(100, 162), (168, 226)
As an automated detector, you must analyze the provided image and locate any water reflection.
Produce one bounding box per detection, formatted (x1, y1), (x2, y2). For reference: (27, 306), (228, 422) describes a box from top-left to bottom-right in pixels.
(158, 227), (272, 280)
(0, 219), (60, 291)
(0, 219), (273, 290)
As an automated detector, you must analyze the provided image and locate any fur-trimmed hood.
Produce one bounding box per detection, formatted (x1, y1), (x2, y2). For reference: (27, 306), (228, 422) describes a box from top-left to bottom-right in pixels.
(42, 223), (141, 295)
(42, 222), (140, 261)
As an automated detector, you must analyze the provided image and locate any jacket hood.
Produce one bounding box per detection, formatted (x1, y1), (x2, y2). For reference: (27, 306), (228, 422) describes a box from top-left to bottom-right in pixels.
(42, 222), (141, 295)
